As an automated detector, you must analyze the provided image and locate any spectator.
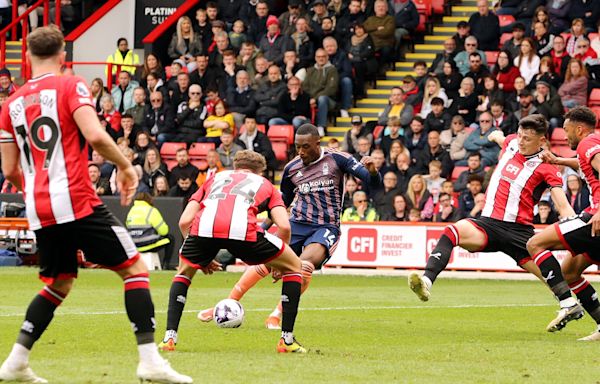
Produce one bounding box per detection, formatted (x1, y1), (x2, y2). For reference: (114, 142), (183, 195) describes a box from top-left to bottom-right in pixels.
(132, 132), (155, 167)
(499, 0), (541, 33)
(136, 53), (165, 89)
(336, 0), (366, 43)
(100, 94), (121, 140)
(424, 97), (452, 133)
(281, 50), (306, 82)
(514, 38), (540, 84)
(494, 50), (521, 94)
(440, 115), (469, 162)
(145, 72), (169, 104)
(429, 39), (457, 75)
(392, 152), (416, 193)
(190, 55), (222, 94)
(259, 15), (292, 66)
(372, 171), (400, 217)
(390, 0), (419, 59)
(464, 112), (500, 166)
(420, 78), (449, 119)
(408, 208), (422, 222)
(90, 77), (107, 113)
(126, 87), (147, 127)
(566, 174), (590, 214)
(91, 150), (115, 180)
(381, 193), (412, 221)
(454, 36), (488, 76)
(269, 76), (311, 130)
(380, 116), (405, 157)
(341, 191), (380, 222)
(221, 50), (246, 93)
(229, 20), (248, 50)
(454, 152), (486, 192)
(364, 0), (395, 76)
(302, 48), (339, 136)
(323, 37), (353, 118)
(505, 75), (528, 111)
(573, 37), (598, 65)
(310, 0), (334, 36)
(246, 0), (270, 43)
(111, 71), (138, 114)
(374, 87), (414, 129)
(153, 175), (170, 197)
(226, 70), (257, 128)
(343, 115), (373, 155)
(88, 163), (112, 196)
(592, 20), (600, 56)
(459, 175), (484, 219)
(387, 139), (410, 167)
(353, 136), (373, 161)
(404, 116), (427, 154)
(413, 131), (454, 179)
(254, 65), (286, 125)
(558, 58), (589, 109)
(550, 35), (570, 78)
(529, 55), (561, 89)
(174, 84), (208, 144)
(216, 128), (244, 169)
(217, 0), (246, 27)
(117, 113), (143, 149)
(290, 17), (315, 71)
(450, 77), (478, 125)
(424, 160), (446, 203)
(532, 21), (554, 57)
(401, 75), (421, 107)
(406, 174), (434, 221)
(434, 192), (462, 222)
(452, 21), (471, 53)
(0, 69), (16, 97)
(438, 60), (463, 101)
(502, 23), (526, 59)
(142, 147), (169, 190)
(168, 175), (199, 199)
(466, 52), (491, 96)
(347, 24), (376, 99)
(571, 0), (600, 32)
(105, 37), (139, 77)
(477, 75), (504, 113)
(236, 116), (276, 171)
(533, 80), (563, 131)
(547, 0), (572, 35)
(202, 99), (234, 145)
(490, 100), (518, 135)
(195, 8), (212, 50)
(532, 200), (559, 224)
(327, 138), (341, 150)
(208, 30), (232, 68)
(468, 0), (500, 51)
(236, 42), (261, 80)
(530, 5), (550, 32)
(513, 88), (538, 121)
(342, 175), (360, 211)
(195, 149), (225, 187)
(169, 148), (200, 187)
(278, 0), (307, 36)
(169, 72), (191, 112)
(145, 91), (176, 143)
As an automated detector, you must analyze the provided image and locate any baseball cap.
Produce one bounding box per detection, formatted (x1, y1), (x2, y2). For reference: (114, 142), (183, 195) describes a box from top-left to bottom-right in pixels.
(351, 115), (363, 124)
(457, 21), (468, 28)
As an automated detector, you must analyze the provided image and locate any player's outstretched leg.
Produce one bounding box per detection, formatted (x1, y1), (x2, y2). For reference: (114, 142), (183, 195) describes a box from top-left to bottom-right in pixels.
(160, 265), (197, 352)
(409, 224), (462, 301)
(0, 280), (72, 384)
(198, 264), (271, 322)
(266, 260), (314, 329)
(526, 228), (584, 332)
(266, 246), (306, 353)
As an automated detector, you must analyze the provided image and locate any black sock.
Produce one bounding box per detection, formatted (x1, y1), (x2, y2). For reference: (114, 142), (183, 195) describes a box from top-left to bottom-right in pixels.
(533, 251), (571, 301)
(280, 273), (302, 334)
(17, 286), (65, 349)
(124, 273), (155, 345)
(166, 274), (192, 333)
(423, 227), (458, 284)
(570, 278), (600, 324)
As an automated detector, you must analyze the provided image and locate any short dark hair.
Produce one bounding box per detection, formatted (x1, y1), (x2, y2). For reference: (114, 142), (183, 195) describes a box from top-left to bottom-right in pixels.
(467, 174), (483, 184)
(28, 25), (64, 59)
(412, 116), (424, 124)
(538, 200), (552, 208)
(121, 113), (133, 120)
(565, 106), (597, 130)
(431, 97), (444, 106)
(468, 152), (481, 160)
(413, 61), (427, 68)
(222, 128), (234, 136)
(519, 114), (549, 136)
(296, 123), (320, 137)
(439, 192), (450, 200)
(117, 37), (127, 46)
(469, 52), (481, 60)
(490, 100), (505, 109)
(88, 163), (100, 171)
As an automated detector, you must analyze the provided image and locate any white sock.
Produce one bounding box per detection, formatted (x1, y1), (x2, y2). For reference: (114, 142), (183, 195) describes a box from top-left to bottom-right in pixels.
(270, 307), (281, 318)
(138, 343), (163, 366)
(559, 297), (577, 308)
(163, 330), (177, 343)
(5, 344), (30, 368)
(422, 276), (433, 290)
(281, 331), (294, 344)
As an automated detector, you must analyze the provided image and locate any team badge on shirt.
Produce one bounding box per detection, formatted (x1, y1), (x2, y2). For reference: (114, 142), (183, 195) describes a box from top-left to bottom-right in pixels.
(76, 82), (90, 97)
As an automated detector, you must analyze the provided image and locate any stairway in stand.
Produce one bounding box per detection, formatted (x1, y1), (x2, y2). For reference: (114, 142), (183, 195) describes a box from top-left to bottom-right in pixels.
(3, 41), (24, 79)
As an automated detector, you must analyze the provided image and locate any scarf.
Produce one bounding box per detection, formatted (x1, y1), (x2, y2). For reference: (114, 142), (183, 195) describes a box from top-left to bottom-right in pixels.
(292, 32), (307, 52)
(351, 33), (368, 47)
(267, 32), (280, 45)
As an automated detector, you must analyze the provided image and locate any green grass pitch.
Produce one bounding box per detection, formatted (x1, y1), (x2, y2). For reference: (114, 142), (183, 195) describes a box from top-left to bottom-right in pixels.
(0, 267), (599, 384)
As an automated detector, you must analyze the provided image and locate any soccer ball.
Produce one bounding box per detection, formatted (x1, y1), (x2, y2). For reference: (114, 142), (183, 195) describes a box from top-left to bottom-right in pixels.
(213, 299), (244, 328)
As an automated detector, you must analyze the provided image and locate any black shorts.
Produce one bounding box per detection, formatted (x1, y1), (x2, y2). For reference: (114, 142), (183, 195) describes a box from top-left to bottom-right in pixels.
(466, 217), (535, 265)
(555, 212), (600, 264)
(180, 231), (285, 269)
(35, 205), (140, 284)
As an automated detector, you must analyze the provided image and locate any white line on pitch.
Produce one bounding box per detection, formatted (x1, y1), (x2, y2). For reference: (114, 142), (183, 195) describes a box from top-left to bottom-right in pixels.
(0, 303), (555, 318)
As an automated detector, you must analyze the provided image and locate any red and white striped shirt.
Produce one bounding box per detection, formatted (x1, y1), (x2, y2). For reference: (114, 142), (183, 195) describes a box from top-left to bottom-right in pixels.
(576, 133), (600, 214)
(0, 74), (102, 230)
(482, 134), (563, 225)
(189, 170), (285, 241)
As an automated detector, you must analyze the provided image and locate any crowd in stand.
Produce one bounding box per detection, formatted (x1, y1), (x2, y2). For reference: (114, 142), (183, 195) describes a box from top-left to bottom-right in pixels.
(0, 0), (599, 224)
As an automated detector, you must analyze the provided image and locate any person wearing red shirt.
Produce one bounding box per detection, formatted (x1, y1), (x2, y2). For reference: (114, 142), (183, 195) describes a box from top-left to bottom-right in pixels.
(409, 114), (582, 332)
(493, 49), (521, 94)
(527, 107), (600, 341)
(0, 26), (191, 384)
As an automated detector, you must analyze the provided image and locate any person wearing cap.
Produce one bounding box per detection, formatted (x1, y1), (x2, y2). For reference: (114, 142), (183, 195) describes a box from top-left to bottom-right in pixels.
(363, 0), (395, 76)
(502, 22), (525, 59)
(401, 75), (420, 107)
(310, 0), (333, 27)
(342, 115), (373, 155)
(302, 48), (339, 136)
(468, 0), (500, 51)
(258, 15), (293, 66)
(533, 80), (563, 133)
(512, 88), (538, 121)
(452, 21), (470, 53)
(278, 0), (308, 36)
(453, 36), (488, 76)
(168, 16), (203, 73)
(0, 69), (17, 96)
(105, 38), (140, 78)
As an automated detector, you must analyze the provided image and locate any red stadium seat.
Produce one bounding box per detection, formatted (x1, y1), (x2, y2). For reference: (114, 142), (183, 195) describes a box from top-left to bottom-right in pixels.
(160, 142), (187, 160)
(560, 32), (572, 42)
(414, 0), (432, 16)
(415, 13), (428, 33)
(553, 145), (576, 158)
(485, 51), (499, 67)
(499, 33), (512, 48)
(164, 65), (188, 80)
(188, 142), (215, 159)
(431, 0), (445, 15)
(550, 128), (567, 146)
(498, 15), (515, 28)
(589, 89), (600, 107)
(272, 142), (289, 162)
(190, 159), (208, 170)
(268, 124), (294, 145)
(451, 166), (468, 181)
(164, 159), (178, 171)
(591, 106), (600, 128)
(373, 125), (384, 141)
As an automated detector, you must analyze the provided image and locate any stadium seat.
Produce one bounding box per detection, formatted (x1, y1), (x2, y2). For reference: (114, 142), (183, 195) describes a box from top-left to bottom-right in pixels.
(160, 142), (187, 160)
(268, 124), (294, 145)
(590, 106), (600, 127)
(498, 15), (515, 27)
(188, 142), (215, 159)
(553, 145), (576, 158)
(550, 128), (567, 146)
(272, 141), (289, 162)
(165, 65), (188, 80)
(190, 159), (208, 170)
(414, 0), (432, 17)
(164, 159), (178, 171)
(589, 32), (599, 41)
(589, 89), (600, 107)
(451, 166), (468, 181)
(499, 33), (512, 48)
(485, 51), (499, 67)
(431, 0), (446, 16)
(560, 32), (571, 42)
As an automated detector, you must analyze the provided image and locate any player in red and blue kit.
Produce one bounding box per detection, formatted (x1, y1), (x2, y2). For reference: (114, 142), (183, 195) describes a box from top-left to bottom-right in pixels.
(195, 124), (381, 330)
(527, 106), (600, 340)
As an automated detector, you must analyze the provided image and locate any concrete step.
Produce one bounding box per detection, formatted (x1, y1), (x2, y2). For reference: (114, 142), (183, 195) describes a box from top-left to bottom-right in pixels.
(425, 35), (452, 42)
(356, 99), (389, 107)
(371, 79), (403, 89)
(335, 116), (378, 127)
(385, 71), (416, 78)
(394, 61), (431, 68)
(347, 107), (384, 117)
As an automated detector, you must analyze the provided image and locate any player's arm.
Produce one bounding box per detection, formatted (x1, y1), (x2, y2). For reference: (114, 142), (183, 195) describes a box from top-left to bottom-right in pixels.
(179, 200), (201, 238)
(335, 152), (381, 187)
(0, 141), (22, 191)
(74, 105), (137, 206)
(589, 154), (600, 236)
(540, 150), (579, 170)
(269, 206), (291, 244)
(487, 130), (506, 148)
(549, 186), (576, 219)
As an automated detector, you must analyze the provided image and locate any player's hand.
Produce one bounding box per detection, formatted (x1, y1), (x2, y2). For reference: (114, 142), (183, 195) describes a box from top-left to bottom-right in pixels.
(116, 165), (138, 206)
(487, 130), (504, 144)
(201, 260), (222, 275)
(361, 156), (377, 175)
(590, 210), (600, 237)
(271, 268), (282, 283)
(540, 150), (559, 164)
